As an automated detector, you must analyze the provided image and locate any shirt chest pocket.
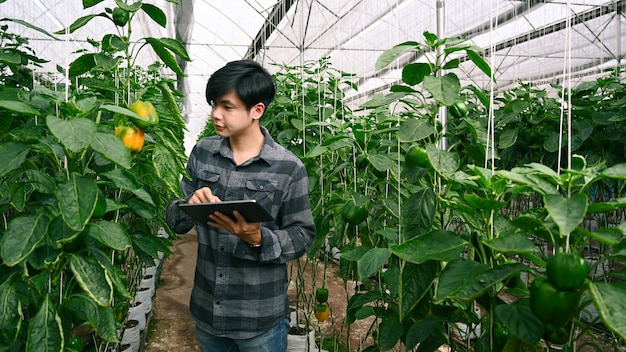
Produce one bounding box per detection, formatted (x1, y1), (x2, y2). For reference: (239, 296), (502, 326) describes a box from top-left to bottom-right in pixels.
(245, 179), (277, 209)
(197, 170), (223, 197)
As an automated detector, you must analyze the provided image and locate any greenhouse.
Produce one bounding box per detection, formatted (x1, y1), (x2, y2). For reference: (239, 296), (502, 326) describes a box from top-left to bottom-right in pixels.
(0, 0), (625, 351)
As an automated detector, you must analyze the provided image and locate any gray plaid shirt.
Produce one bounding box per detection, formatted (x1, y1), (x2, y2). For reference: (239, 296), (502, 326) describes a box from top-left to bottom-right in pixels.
(166, 126), (315, 339)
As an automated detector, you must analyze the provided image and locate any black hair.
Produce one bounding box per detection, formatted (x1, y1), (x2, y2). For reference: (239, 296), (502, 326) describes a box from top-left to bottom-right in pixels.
(205, 60), (276, 114)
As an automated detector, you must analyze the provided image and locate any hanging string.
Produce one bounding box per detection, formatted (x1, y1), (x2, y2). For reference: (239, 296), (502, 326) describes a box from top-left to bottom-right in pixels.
(485, 0), (498, 173)
(394, 0), (401, 245)
(557, 0), (573, 179)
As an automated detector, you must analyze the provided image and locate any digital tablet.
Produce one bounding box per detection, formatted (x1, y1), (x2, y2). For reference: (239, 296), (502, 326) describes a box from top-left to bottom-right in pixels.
(178, 200), (274, 223)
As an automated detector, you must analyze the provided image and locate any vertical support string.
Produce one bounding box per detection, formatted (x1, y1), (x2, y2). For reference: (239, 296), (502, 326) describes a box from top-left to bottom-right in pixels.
(557, 0), (573, 178)
(392, 0), (401, 245)
(485, 0), (498, 173)
(436, 0), (447, 151)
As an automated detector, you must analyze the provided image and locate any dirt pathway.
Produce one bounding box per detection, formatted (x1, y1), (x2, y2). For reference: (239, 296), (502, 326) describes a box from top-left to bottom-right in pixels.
(144, 232), (199, 352)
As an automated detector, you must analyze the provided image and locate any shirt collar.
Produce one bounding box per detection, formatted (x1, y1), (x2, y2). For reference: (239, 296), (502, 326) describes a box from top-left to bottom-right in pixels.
(217, 126), (279, 165)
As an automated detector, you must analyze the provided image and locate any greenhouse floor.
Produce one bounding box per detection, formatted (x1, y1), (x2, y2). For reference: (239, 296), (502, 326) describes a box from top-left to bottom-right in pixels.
(143, 230), (199, 352)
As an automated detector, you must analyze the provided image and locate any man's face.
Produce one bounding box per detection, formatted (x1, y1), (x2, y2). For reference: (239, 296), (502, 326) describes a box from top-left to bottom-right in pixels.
(210, 90), (263, 138)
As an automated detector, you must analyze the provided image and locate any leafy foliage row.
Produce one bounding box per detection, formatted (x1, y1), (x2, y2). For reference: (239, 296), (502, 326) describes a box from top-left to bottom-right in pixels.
(0, 0), (189, 350)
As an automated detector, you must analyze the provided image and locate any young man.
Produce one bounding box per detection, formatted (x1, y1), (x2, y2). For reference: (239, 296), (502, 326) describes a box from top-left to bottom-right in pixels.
(166, 60), (316, 352)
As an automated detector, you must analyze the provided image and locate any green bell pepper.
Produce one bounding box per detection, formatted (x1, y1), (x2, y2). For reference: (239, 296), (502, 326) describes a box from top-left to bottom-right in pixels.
(529, 276), (582, 327)
(546, 252), (588, 291)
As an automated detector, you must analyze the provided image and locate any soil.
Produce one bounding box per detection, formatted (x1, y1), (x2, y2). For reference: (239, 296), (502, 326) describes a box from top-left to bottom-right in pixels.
(143, 231), (198, 352)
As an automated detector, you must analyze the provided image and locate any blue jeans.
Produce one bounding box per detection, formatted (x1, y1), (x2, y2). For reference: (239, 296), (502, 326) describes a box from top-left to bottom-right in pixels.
(195, 318), (290, 352)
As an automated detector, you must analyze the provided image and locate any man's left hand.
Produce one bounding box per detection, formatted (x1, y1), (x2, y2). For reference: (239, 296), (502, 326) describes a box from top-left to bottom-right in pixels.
(208, 211), (262, 246)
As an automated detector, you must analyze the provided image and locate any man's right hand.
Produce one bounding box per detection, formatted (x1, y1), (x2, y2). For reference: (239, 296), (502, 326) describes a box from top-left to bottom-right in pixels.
(188, 187), (221, 204)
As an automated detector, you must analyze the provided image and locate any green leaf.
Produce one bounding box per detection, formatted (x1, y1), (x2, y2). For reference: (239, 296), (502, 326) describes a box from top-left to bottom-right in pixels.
(497, 169), (560, 196)
(377, 313), (403, 350)
(91, 249), (132, 299)
(588, 282), (626, 341)
(340, 246), (371, 262)
(427, 143), (459, 176)
(25, 295), (62, 352)
(153, 144), (184, 199)
(101, 169), (155, 206)
(398, 118), (434, 142)
(368, 153), (394, 172)
(68, 53), (96, 77)
(66, 293), (118, 342)
(466, 49), (493, 80)
(361, 92), (409, 109)
(391, 230), (467, 264)
(142, 3), (167, 28)
(405, 317), (440, 349)
(495, 299), (544, 344)
(69, 254), (113, 306)
(132, 233), (171, 265)
(437, 260), (528, 301)
(435, 259), (487, 300)
(399, 262), (438, 321)
(442, 58), (460, 70)
(90, 132), (132, 169)
(0, 100), (41, 115)
(402, 63), (431, 86)
(587, 197), (626, 213)
(145, 38), (185, 76)
(357, 248), (391, 280)
(0, 142), (29, 178)
(601, 163), (626, 180)
(304, 144), (329, 158)
(0, 18), (59, 40)
(484, 233), (537, 255)
(580, 227), (622, 246)
(155, 37), (191, 61)
(423, 31), (438, 46)
(1, 213), (48, 266)
(83, 0), (105, 8)
(401, 187), (436, 239)
(498, 129), (518, 149)
(102, 34), (129, 52)
(423, 73), (460, 106)
(56, 13), (105, 34)
(0, 51), (21, 64)
(544, 193), (587, 237)
(93, 53), (123, 72)
(56, 174), (98, 232)
(0, 279), (21, 348)
(46, 115), (96, 152)
(375, 41), (420, 71)
(85, 221), (131, 251)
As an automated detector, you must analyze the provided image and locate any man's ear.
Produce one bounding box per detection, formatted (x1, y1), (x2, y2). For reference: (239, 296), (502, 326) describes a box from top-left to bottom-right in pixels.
(251, 102), (265, 120)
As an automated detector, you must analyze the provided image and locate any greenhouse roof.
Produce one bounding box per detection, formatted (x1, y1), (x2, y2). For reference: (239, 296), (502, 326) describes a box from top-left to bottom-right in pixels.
(1, 0), (625, 151)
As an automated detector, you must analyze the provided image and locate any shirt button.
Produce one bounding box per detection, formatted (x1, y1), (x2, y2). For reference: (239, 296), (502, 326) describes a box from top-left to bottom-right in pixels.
(260, 185), (264, 190)
(220, 247), (225, 252)
(219, 273), (223, 278)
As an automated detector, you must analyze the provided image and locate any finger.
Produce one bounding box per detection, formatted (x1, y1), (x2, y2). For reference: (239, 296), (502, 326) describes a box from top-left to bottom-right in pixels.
(190, 187), (220, 204)
(231, 210), (247, 224)
(210, 211), (236, 226)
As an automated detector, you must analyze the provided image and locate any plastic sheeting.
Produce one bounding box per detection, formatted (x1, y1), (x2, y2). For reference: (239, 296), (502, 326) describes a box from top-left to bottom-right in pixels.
(1, 0), (625, 151)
